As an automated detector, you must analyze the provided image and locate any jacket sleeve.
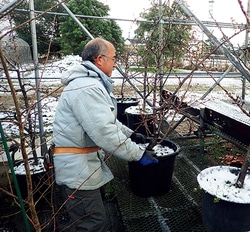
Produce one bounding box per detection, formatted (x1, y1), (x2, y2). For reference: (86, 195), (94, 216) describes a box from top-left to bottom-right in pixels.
(70, 84), (144, 162)
(115, 118), (134, 137)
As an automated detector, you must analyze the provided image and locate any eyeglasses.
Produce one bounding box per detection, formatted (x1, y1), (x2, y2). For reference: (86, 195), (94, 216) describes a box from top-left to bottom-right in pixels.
(101, 54), (116, 63)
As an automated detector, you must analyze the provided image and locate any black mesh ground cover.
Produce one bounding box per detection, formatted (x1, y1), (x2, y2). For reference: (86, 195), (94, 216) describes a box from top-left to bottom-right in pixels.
(107, 153), (207, 232)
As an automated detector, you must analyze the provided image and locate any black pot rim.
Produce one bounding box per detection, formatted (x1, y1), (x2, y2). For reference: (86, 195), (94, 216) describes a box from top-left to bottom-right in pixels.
(116, 97), (139, 103)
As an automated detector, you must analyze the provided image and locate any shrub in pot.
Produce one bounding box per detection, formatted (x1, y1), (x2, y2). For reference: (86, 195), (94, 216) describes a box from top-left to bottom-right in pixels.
(125, 105), (155, 137)
(116, 97), (139, 125)
(197, 165), (250, 232)
(13, 158), (48, 200)
(10, 147), (49, 201)
(129, 137), (180, 197)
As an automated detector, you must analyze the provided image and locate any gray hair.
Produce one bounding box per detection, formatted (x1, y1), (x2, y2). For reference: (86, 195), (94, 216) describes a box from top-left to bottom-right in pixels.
(81, 38), (109, 62)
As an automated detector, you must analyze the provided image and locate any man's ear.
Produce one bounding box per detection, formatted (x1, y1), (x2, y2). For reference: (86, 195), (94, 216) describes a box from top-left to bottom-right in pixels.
(94, 55), (103, 67)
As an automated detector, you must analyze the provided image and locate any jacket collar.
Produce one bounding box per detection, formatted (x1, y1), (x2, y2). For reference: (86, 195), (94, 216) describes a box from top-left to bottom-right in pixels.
(82, 61), (114, 94)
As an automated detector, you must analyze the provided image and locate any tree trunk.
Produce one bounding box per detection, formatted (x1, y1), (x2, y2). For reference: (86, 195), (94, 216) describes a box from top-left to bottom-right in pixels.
(235, 143), (250, 188)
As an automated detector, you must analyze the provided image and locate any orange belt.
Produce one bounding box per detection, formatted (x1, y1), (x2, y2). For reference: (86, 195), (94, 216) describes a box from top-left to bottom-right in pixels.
(54, 146), (100, 154)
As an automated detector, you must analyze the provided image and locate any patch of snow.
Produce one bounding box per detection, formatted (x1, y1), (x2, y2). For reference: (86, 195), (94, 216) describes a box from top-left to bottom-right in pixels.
(203, 99), (250, 125)
(138, 143), (175, 157)
(0, 97), (57, 136)
(197, 166), (250, 204)
(13, 157), (46, 175)
(125, 105), (153, 114)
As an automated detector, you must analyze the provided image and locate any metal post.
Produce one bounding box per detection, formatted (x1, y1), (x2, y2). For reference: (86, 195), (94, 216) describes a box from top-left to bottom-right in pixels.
(242, 0), (250, 100)
(199, 107), (205, 163)
(60, 2), (94, 39)
(158, 0), (164, 97)
(29, 0), (45, 155)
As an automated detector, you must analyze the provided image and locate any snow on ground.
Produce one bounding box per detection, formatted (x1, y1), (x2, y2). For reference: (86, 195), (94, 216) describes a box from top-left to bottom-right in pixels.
(0, 55), (249, 163)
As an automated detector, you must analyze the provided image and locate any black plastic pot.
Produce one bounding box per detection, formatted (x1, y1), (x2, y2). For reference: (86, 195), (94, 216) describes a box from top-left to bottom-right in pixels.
(128, 139), (180, 197)
(116, 98), (139, 125)
(125, 106), (154, 136)
(202, 189), (250, 232)
(13, 158), (49, 200)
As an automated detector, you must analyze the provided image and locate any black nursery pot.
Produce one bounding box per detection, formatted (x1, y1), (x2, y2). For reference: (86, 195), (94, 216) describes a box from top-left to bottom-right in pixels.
(129, 139), (180, 197)
(13, 158), (49, 200)
(116, 98), (139, 125)
(202, 190), (250, 232)
(125, 107), (154, 136)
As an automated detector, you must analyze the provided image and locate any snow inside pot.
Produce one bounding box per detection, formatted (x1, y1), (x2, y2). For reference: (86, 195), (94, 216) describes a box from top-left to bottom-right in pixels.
(12, 157), (48, 200)
(129, 139), (180, 197)
(197, 166), (250, 232)
(125, 105), (154, 136)
(116, 97), (139, 125)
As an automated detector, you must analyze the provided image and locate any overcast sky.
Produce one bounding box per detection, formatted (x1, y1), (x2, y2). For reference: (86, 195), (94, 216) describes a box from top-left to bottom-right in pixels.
(99, 0), (249, 46)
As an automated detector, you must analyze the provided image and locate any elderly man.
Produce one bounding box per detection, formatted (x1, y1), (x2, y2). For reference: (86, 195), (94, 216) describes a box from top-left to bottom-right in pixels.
(52, 37), (157, 231)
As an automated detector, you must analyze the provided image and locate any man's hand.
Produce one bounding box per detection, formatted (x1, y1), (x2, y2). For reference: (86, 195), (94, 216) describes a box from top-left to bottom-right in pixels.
(139, 150), (158, 166)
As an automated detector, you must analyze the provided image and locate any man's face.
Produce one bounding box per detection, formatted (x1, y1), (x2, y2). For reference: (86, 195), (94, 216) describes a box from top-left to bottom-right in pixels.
(94, 43), (116, 77)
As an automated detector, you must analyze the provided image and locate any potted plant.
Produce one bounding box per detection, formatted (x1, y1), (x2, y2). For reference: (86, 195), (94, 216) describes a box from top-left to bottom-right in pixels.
(116, 97), (139, 125)
(120, 1), (192, 197)
(125, 104), (154, 136)
(0, 35), (50, 199)
(129, 137), (180, 197)
(0, 32), (55, 230)
(197, 145), (250, 232)
(8, 144), (48, 200)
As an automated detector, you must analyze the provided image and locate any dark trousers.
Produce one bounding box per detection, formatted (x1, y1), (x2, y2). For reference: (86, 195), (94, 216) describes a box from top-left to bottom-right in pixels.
(60, 185), (107, 232)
